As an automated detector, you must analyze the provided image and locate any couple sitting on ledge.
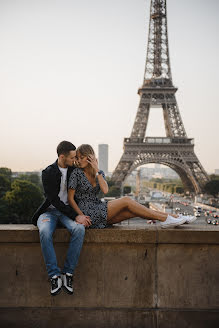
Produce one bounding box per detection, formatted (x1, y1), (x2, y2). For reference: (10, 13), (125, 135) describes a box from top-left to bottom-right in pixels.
(32, 141), (197, 296)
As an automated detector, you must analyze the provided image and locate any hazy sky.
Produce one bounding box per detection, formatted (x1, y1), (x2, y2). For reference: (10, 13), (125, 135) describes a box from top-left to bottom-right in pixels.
(0, 0), (218, 173)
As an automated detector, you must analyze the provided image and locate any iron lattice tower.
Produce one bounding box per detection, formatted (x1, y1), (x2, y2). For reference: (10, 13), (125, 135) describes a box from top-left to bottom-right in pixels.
(111, 0), (209, 193)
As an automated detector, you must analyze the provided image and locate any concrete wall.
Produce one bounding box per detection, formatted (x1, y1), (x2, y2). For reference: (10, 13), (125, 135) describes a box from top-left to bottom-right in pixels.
(0, 224), (219, 328)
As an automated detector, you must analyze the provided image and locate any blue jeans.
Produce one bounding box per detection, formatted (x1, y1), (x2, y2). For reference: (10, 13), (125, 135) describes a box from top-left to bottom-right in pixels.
(37, 208), (85, 278)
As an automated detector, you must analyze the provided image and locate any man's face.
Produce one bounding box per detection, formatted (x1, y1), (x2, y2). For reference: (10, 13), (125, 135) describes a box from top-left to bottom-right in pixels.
(63, 150), (77, 167)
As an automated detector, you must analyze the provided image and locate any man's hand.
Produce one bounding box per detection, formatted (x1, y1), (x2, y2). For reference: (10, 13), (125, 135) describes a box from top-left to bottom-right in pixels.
(75, 215), (92, 227)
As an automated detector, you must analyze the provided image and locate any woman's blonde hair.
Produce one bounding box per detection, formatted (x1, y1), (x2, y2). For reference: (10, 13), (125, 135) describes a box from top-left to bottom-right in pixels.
(76, 144), (96, 180)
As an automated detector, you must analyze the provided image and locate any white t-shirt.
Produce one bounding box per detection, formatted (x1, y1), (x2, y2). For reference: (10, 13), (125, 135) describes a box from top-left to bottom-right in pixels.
(58, 167), (68, 205)
(49, 166), (69, 209)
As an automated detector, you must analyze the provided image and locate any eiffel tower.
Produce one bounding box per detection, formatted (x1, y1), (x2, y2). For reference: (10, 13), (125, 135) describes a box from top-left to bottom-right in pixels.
(111, 0), (209, 194)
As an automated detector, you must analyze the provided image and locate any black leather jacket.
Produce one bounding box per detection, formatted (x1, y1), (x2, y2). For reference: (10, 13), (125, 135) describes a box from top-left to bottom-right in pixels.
(32, 160), (77, 226)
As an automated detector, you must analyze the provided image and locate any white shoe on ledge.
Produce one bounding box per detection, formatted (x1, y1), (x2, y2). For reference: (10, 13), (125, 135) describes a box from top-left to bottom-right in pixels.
(180, 215), (197, 224)
(160, 215), (187, 229)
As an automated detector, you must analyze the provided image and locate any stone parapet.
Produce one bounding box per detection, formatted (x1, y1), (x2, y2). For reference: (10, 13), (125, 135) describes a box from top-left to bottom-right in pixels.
(0, 224), (219, 328)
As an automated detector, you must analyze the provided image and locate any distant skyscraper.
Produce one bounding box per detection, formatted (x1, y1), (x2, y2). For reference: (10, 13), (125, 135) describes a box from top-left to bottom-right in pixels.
(98, 144), (108, 174)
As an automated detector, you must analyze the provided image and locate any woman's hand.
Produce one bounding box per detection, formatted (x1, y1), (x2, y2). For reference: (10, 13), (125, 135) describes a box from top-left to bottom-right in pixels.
(87, 154), (108, 194)
(87, 155), (99, 173)
(76, 215), (92, 227)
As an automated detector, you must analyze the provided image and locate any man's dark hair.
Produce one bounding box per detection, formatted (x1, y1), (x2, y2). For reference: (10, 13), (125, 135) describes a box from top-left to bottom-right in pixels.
(57, 141), (76, 156)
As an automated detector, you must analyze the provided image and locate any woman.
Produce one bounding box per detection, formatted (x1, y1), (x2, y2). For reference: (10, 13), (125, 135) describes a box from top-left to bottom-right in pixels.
(68, 144), (194, 229)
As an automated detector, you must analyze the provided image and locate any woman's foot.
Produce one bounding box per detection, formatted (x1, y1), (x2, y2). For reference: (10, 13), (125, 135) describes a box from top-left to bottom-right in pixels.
(179, 214), (197, 224)
(160, 215), (187, 229)
(171, 214), (180, 218)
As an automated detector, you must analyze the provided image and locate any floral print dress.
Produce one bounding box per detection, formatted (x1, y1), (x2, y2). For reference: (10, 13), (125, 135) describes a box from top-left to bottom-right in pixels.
(68, 168), (110, 229)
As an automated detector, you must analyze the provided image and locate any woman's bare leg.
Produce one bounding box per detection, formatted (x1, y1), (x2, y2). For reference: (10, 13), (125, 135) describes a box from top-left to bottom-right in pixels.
(147, 208), (178, 218)
(107, 210), (136, 225)
(107, 196), (171, 223)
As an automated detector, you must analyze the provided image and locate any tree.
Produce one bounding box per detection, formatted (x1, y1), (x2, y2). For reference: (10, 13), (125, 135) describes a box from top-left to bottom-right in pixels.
(100, 178), (121, 198)
(0, 174), (11, 198)
(209, 174), (219, 181)
(17, 173), (42, 190)
(123, 186), (131, 195)
(106, 186), (121, 197)
(175, 186), (184, 194)
(0, 167), (12, 179)
(105, 177), (115, 187)
(0, 198), (11, 223)
(3, 179), (43, 223)
(204, 180), (219, 197)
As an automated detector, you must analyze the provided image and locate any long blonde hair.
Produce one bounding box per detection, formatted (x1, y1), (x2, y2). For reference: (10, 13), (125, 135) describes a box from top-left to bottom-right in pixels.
(76, 144), (96, 180)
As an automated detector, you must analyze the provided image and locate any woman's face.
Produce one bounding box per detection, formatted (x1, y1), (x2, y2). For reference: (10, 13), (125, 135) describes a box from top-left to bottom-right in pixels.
(76, 151), (89, 169)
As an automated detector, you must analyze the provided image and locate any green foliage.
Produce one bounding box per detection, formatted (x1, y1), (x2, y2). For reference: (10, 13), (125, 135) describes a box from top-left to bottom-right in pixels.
(0, 198), (11, 223)
(0, 167), (12, 179)
(204, 180), (219, 197)
(152, 178), (163, 183)
(143, 178), (184, 194)
(105, 177), (115, 188)
(17, 173), (43, 190)
(209, 174), (219, 181)
(175, 186), (184, 194)
(3, 179), (43, 223)
(99, 178), (121, 197)
(0, 167), (45, 223)
(106, 185), (121, 197)
(123, 186), (131, 195)
(0, 174), (11, 198)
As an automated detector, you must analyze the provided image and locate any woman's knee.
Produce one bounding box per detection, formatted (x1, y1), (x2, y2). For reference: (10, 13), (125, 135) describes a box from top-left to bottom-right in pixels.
(121, 196), (131, 208)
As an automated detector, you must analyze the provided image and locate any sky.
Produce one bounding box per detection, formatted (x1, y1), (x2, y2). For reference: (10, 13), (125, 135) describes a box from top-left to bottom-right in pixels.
(0, 0), (218, 174)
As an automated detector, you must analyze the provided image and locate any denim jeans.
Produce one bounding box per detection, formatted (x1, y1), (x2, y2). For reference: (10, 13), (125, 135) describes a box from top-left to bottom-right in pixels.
(37, 208), (85, 278)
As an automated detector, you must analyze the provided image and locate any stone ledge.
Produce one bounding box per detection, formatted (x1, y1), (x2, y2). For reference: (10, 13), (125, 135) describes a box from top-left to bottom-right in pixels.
(1, 224), (219, 328)
(0, 224), (219, 244)
(0, 308), (219, 328)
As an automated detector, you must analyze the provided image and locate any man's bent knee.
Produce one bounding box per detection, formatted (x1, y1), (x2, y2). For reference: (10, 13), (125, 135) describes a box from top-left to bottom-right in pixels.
(76, 224), (85, 236)
(39, 229), (53, 243)
(38, 220), (54, 239)
(71, 223), (85, 236)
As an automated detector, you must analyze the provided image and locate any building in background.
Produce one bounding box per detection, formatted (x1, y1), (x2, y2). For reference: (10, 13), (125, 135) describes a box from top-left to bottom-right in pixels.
(98, 144), (108, 175)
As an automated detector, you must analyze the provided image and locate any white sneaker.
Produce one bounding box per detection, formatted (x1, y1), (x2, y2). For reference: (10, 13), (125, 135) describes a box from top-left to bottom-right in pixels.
(160, 215), (187, 229)
(50, 275), (62, 296)
(62, 273), (73, 295)
(180, 215), (197, 224)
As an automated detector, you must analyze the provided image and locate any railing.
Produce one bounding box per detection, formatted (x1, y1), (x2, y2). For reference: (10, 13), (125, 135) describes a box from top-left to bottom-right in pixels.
(124, 137), (194, 145)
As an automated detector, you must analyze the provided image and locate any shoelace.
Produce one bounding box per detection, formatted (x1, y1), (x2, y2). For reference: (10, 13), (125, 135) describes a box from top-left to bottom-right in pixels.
(51, 277), (58, 288)
(66, 275), (73, 287)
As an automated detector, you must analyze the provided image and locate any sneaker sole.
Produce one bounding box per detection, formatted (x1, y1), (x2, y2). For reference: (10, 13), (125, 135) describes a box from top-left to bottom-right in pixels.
(62, 285), (73, 295)
(51, 287), (62, 296)
(161, 218), (187, 229)
(185, 216), (198, 224)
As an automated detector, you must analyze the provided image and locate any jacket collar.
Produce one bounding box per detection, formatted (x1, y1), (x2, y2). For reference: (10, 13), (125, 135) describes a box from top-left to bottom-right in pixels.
(51, 159), (60, 173)
(51, 159), (75, 174)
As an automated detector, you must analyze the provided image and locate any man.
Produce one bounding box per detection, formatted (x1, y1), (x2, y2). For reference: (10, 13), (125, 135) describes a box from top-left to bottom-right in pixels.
(32, 141), (91, 296)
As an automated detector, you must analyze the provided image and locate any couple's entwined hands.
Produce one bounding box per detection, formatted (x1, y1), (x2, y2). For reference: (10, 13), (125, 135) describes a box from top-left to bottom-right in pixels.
(75, 214), (92, 227)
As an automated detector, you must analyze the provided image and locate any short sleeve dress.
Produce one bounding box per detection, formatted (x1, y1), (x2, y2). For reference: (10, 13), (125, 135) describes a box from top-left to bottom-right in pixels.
(68, 168), (110, 229)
